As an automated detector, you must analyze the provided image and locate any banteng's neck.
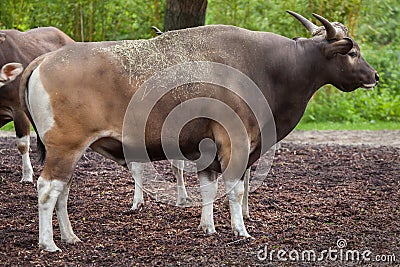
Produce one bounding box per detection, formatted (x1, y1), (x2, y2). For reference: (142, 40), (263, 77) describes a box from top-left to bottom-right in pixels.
(257, 36), (328, 141)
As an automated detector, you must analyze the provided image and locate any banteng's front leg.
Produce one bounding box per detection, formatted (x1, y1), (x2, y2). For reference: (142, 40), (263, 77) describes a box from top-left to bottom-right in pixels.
(131, 162), (144, 210)
(14, 110), (33, 183)
(198, 169), (218, 234)
(224, 175), (250, 237)
(242, 168), (250, 219)
(223, 167), (251, 219)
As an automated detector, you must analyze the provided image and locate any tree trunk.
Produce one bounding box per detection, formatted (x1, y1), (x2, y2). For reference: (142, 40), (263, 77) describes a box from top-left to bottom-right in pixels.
(164, 0), (208, 31)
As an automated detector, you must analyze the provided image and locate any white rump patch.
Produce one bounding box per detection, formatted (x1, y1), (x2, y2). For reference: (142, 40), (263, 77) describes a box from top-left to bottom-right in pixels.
(28, 65), (55, 140)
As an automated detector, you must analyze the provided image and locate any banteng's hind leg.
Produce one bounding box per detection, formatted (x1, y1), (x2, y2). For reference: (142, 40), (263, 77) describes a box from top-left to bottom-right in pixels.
(171, 160), (190, 206)
(38, 146), (84, 252)
(131, 160), (189, 210)
(37, 175), (66, 252)
(56, 178), (82, 244)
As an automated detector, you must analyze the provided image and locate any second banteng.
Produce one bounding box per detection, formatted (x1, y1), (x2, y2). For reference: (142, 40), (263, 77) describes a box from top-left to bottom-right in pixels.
(20, 11), (378, 252)
(0, 27), (73, 182)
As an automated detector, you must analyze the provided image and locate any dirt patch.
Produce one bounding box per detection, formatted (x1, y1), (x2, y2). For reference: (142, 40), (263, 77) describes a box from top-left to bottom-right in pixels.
(284, 130), (400, 148)
(0, 134), (399, 266)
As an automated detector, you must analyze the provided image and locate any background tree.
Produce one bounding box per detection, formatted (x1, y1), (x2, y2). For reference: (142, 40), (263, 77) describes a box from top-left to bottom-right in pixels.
(163, 0), (207, 31)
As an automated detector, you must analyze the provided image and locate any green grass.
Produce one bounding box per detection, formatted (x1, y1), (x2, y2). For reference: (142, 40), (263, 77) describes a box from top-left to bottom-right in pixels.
(295, 120), (400, 131)
(1, 122), (15, 131)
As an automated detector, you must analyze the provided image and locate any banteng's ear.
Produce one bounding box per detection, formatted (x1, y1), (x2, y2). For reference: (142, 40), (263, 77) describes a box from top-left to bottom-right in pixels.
(0, 63), (24, 82)
(0, 33), (6, 43)
(324, 37), (354, 58)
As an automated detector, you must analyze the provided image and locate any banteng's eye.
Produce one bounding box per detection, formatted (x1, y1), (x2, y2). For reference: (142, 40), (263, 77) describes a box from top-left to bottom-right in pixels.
(348, 51), (358, 58)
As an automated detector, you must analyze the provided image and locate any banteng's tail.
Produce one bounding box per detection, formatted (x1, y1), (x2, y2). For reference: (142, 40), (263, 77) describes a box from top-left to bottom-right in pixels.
(19, 54), (49, 163)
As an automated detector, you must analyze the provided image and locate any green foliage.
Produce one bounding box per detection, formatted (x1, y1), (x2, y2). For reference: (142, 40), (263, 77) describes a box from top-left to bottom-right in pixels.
(0, 0), (398, 125)
(0, 0), (165, 41)
(296, 121), (400, 130)
(207, 0), (367, 37)
(207, 0), (400, 124)
(301, 42), (400, 124)
(302, 84), (400, 123)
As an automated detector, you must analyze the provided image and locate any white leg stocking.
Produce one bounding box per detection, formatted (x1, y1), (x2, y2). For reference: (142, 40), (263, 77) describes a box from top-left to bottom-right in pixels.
(130, 162), (144, 210)
(198, 170), (217, 234)
(17, 136), (33, 183)
(37, 176), (66, 252)
(224, 177), (250, 237)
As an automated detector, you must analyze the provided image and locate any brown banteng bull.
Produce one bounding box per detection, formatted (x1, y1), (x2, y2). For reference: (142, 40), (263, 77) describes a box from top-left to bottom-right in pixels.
(20, 11), (378, 252)
(0, 27), (73, 182)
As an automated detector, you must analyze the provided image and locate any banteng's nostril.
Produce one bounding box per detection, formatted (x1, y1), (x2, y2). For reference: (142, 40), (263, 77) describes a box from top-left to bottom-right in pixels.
(375, 73), (380, 82)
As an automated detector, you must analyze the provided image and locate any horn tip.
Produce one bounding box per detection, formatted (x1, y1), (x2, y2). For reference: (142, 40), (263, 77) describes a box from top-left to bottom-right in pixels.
(312, 13), (323, 20)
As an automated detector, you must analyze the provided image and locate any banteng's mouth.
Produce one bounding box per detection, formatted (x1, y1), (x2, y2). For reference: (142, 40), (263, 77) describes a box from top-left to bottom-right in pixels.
(362, 73), (380, 89)
(362, 83), (377, 89)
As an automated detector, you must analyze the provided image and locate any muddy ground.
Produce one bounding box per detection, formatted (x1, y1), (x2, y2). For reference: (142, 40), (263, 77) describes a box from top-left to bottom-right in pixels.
(0, 132), (399, 266)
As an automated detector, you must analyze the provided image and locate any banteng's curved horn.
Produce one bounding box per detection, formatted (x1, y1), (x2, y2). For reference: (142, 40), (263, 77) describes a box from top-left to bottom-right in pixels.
(312, 13), (337, 40)
(287, 10), (318, 35)
(151, 26), (163, 35)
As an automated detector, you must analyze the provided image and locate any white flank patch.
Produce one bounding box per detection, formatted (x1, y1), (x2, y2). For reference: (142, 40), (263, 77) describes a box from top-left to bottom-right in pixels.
(28, 65), (55, 140)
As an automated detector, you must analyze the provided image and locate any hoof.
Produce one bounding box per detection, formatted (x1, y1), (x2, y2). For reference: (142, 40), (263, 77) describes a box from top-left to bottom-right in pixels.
(62, 234), (82, 244)
(243, 213), (251, 220)
(39, 242), (61, 252)
(198, 224), (216, 235)
(19, 175), (33, 183)
(20, 166), (34, 183)
(233, 228), (251, 238)
(131, 200), (144, 211)
(176, 196), (191, 207)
